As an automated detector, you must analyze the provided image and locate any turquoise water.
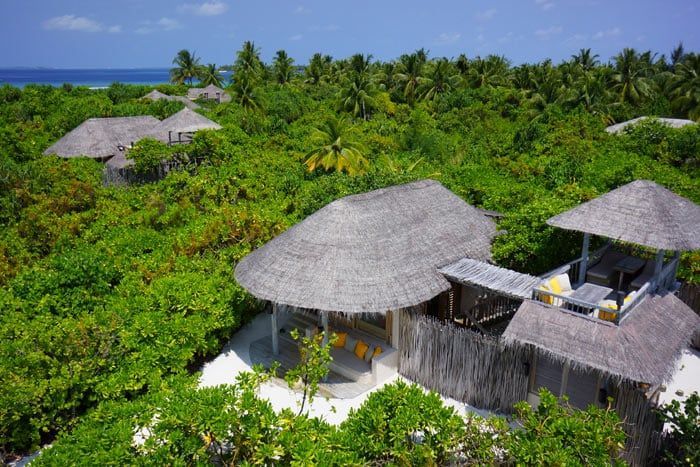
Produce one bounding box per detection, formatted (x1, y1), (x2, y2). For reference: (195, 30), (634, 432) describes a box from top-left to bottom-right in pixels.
(0, 68), (189, 88)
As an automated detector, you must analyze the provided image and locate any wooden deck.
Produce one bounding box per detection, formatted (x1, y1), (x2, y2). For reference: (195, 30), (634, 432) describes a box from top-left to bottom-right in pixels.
(249, 335), (376, 399)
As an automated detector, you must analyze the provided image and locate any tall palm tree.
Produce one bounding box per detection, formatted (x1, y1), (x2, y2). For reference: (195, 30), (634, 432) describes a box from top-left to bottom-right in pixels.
(670, 42), (686, 68)
(467, 55), (510, 88)
(234, 40), (263, 79)
(377, 62), (398, 92)
(455, 54), (470, 78)
(571, 48), (599, 71)
(420, 58), (458, 102)
(670, 53), (700, 121)
(305, 116), (368, 175)
(611, 48), (653, 104)
(338, 73), (377, 120)
(170, 49), (204, 85)
(305, 53), (328, 85)
(200, 63), (223, 87)
(349, 53), (373, 76)
(273, 49), (295, 84)
(396, 53), (425, 105)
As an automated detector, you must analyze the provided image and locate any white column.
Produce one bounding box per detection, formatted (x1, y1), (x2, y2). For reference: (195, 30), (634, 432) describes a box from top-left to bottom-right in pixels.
(579, 233), (590, 286)
(271, 303), (279, 355)
(320, 311), (329, 347)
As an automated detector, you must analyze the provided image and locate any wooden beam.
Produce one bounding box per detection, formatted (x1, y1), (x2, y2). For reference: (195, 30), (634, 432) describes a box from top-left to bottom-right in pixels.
(271, 303), (279, 355)
(320, 311), (329, 347)
(579, 233), (590, 287)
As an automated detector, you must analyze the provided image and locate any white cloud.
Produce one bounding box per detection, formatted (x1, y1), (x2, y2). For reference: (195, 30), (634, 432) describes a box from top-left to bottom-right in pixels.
(565, 33), (587, 43)
(290, 34), (303, 41)
(135, 17), (181, 34)
(295, 5), (310, 14)
(107, 25), (122, 33)
(475, 9), (497, 21)
(535, 0), (555, 9)
(42, 14), (112, 33)
(158, 17), (181, 30)
(534, 25), (563, 39)
(434, 32), (461, 45)
(177, 1), (228, 16)
(592, 27), (620, 40)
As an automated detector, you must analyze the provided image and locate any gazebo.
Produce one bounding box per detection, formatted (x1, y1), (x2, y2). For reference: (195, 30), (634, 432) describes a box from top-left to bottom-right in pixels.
(153, 108), (222, 145)
(541, 180), (700, 317)
(187, 84), (231, 103)
(234, 179), (497, 355)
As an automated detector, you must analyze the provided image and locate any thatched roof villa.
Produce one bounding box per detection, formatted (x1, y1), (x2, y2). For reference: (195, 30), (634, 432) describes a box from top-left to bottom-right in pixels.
(187, 84), (231, 103)
(142, 89), (200, 110)
(43, 116), (161, 162)
(606, 116), (697, 134)
(235, 178), (700, 464)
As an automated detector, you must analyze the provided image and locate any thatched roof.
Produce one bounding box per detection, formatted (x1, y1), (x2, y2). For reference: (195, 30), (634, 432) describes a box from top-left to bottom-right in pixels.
(439, 258), (539, 299)
(142, 90), (200, 110)
(547, 180), (700, 251)
(235, 180), (497, 314)
(43, 116), (160, 159)
(156, 108), (222, 135)
(606, 117), (696, 134)
(187, 84), (231, 102)
(502, 293), (700, 384)
(104, 152), (133, 169)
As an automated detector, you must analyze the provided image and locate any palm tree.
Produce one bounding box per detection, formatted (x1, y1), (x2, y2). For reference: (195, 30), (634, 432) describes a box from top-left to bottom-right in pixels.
(611, 48), (653, 104)
(305, 53), (328, 85)
(200, 64), (223, 87)
(305, 116), (368, 175)
(338, 73), (377, 120)
(273, 50), (295, 84)
(234, 41), (263, 79)
(420, 58), (458, 102)
(670, 42), (686, 68)
(396, 53), (425, 105)
(377, 62), (398, 92)
(170, 49), (204, 85)
(455, 54), (470, 78)
(571, 48), (599, 71)
(670, 53), (700, 121)
(467, 55), (510, 88)
(349, 53), (373, 76)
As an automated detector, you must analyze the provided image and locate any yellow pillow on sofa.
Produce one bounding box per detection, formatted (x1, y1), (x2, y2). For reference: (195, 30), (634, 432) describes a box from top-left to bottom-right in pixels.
(333, 332), (347, 348)
(372, 346), (383, 359)
(548, 277), (563, 294)
(354, 340), (369, 360)
(538, 285), (553, 305)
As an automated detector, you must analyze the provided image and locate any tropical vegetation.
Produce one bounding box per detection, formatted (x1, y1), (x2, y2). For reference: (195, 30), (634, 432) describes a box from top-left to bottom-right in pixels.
(1, 40), (699, 463)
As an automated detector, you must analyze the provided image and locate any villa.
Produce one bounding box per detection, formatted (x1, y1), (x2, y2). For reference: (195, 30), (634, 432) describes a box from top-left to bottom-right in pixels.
(234, 179), (700, 465)
(186, 84), (231, 103)
(142, 89), (201, 110)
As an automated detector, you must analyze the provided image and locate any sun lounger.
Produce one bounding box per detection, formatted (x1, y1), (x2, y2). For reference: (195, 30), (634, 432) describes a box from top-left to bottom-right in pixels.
(586, 250), (626, 286)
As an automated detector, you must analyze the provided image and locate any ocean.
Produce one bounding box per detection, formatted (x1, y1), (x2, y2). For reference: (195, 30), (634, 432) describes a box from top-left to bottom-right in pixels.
(0, 68), (176, 88)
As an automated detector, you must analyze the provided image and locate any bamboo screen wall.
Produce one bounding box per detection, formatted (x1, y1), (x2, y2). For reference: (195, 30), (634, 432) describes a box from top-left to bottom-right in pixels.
(398, 311), (529, 412)
(614, 383), (663, 466)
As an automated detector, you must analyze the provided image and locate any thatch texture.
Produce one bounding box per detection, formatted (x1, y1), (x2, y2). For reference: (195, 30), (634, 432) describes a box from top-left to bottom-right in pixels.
(142, 90), (200, 110)
(606, 116), (696, 134)
(235, 180), (497, 314)
(502, 293), (700, 384)
(43, 116), (160, 159)
(187, 84), (231, 103)
(439, 258), (539, 299)
(547, 180), (700, 251)
(399, 311), (529, 412)
(155, 108), (222, 135)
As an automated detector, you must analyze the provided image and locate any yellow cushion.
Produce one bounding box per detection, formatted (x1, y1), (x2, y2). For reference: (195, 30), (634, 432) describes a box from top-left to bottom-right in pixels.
(354, 340), (369, 360)
(538, 285), (553, 305)
(548, 277), (563, 295)
(373, 346), (383, 359)
(333, 332), (347, 348)
(599, 309), (618, 321)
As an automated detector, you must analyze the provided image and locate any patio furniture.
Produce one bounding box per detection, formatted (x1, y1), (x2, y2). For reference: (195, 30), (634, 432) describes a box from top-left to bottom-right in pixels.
(571, 282), (613, 305)
(630, 260), (656, 291)
(613, 256), (646, 291)
(586, 250), (627, 286)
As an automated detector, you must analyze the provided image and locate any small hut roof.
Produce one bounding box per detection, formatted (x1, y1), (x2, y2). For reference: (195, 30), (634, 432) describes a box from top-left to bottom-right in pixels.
(235, 180), (497, 314)
(104, 152), (133, 169)
(187, 84), (231, 102)
(439, 258), (539, 299)
(43, 116), (160, 159)
(142, 90), (201, 110)
(606, 116), (696, 134)
(143, 90), (169, 100)
(547, 180), (700, 251)
(502, 293), (700, 384)
(156, 108), (222, 134)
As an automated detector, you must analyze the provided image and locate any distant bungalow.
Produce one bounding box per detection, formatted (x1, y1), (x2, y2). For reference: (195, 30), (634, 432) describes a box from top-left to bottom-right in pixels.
(186, 84), (231, 103)
(606, 116), (697, 134)
(235, 179), (700, 465)
(43, 108), (221, 169)
(142, 89), (200, 110)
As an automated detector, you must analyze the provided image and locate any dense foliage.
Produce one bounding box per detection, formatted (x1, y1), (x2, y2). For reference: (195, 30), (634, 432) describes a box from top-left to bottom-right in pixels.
(658, 392), (700, 466)
(1, 42), (699, 461)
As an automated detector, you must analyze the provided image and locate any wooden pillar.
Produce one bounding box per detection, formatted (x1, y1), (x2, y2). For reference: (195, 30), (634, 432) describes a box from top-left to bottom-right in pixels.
(653, 250), (665, 290)
(320, 311), (329, 347)
(579, 233), (590, 286)
(271, 303), (279, 355)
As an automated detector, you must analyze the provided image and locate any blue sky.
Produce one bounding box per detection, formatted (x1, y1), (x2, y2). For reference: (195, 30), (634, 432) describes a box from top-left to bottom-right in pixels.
(2, 0), (698, 68)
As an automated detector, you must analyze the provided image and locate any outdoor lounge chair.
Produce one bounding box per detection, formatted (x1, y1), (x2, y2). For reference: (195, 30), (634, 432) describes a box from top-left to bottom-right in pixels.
(586, 250), (627, 286)
(629, 260), (655, 291)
